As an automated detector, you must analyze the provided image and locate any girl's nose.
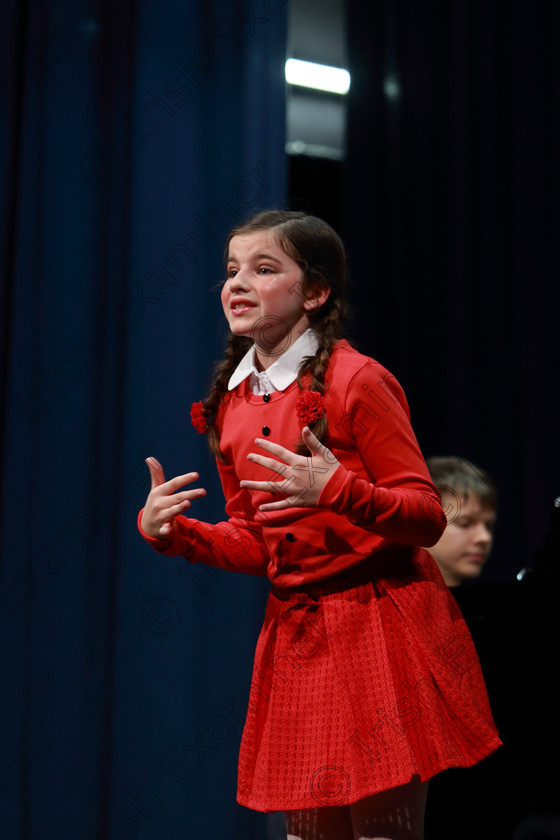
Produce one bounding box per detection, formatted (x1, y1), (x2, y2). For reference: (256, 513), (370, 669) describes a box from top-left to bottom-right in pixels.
(229, 270), (250, 291)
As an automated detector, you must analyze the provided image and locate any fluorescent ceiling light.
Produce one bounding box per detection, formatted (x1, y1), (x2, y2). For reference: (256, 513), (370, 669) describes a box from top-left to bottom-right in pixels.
(285, 58), (351, 95)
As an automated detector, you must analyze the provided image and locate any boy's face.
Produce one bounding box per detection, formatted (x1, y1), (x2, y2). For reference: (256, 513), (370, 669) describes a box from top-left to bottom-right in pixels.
(430, 493), (496, 587)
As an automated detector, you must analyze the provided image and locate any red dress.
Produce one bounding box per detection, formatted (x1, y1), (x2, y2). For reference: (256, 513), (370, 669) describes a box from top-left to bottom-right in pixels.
(138, 341), (502, 811)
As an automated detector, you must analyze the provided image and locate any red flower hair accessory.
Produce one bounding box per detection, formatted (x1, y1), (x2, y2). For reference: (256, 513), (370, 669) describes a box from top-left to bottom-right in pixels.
(190, 401), (209, 434)
(296, 389), (325, 426)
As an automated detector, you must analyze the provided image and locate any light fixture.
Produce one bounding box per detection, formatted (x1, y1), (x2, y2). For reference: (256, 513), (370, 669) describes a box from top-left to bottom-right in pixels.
(285, 58), (351, 95)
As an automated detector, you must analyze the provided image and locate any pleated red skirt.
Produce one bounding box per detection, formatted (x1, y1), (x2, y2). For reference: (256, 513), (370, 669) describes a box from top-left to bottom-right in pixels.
(236, 547), (502, 812)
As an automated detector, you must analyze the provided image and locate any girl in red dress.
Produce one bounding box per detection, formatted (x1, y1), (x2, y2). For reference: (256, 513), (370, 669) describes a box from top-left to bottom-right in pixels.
(138, 211), (501, 840)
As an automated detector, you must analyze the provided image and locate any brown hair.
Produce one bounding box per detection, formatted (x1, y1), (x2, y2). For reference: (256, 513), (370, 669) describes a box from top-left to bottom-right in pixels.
(426, 456), (497, 510)
(202, 210), (349, 460)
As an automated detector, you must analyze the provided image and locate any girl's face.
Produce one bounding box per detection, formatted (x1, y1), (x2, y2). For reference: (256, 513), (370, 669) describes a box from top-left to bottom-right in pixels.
(222, 230), (328, 368)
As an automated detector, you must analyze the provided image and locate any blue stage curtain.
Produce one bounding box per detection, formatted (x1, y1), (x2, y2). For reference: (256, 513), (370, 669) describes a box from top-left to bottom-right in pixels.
(0, 2), (287, 838)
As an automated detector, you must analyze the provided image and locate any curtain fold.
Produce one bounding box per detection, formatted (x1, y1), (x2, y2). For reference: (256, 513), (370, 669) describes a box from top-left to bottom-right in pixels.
(0, 2), (287, 837)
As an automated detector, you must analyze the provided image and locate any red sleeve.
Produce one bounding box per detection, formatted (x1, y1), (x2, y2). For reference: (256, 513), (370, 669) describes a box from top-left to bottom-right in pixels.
(137, 459), (270, 577)
(137, 509), (269, 576)
(319, 362), (446, 546)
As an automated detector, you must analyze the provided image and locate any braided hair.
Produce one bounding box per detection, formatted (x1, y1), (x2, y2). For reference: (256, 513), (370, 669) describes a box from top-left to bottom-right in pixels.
(203, 210), (349, 460)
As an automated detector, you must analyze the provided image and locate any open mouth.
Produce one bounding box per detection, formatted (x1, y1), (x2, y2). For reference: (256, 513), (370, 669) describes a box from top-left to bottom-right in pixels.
(231, 300), (256, 314)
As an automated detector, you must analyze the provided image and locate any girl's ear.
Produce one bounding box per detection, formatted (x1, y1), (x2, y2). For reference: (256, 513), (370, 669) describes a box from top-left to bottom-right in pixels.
(303, 285), (331, 312)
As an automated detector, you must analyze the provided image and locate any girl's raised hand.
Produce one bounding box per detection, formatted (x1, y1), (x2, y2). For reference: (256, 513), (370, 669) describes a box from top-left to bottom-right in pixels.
(141, 457), (206, 539)
(240, 426), (340, 511)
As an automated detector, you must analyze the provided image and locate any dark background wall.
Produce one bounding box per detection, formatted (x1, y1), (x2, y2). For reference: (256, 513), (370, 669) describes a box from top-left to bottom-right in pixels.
(291, 0), (560, 585)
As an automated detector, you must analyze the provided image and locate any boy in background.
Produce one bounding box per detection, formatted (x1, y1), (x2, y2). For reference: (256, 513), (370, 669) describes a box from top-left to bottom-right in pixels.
(426, 457), (497, 587)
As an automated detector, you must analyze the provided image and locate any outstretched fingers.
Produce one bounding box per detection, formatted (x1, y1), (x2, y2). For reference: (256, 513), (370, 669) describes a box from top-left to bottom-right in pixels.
(301, 426), (337, 462)
(246, 452), (289, 476)
(146, 456), (167, 489)
(252, 437), (295, 461)
(146, 459), (202, 494)
(241, 429), (340, 510)
(142, 458), (206, 539)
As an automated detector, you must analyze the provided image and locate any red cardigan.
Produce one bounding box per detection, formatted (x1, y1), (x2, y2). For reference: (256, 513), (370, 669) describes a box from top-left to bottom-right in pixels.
(138, 341), (446, 586)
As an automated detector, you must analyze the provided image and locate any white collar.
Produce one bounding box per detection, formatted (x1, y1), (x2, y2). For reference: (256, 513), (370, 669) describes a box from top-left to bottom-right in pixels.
(227, 328), (319, 392)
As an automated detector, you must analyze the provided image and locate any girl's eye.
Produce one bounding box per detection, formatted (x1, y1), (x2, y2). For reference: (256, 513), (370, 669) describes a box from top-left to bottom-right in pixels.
(259, 266), (273, 275)
(227, 268), (238, 278)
